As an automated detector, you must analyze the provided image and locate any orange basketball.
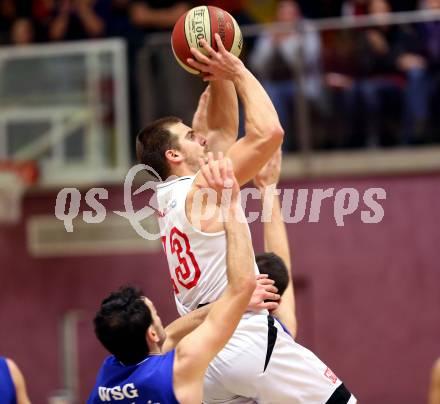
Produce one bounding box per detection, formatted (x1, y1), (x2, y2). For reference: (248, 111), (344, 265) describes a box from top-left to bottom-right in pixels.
(171, 5), (243, 74)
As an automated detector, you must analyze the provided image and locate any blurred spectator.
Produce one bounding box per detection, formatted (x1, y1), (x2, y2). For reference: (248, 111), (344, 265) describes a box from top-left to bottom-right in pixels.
(10, 18), (35, 45)
(48, 0), (107, 41)
(1, 0), (34, 44)
(389, 0), (418, 12)
(419, 0), (440, 71)
(194, 0), (254, 25)
(325, 0), (428, 147)
(0, 0), (18, 43)
(31, 0), (58, 41)
(129, 0), (189, 32)
(418, 0), (440, 141)
(295, 0), (344, 18)
(249, 0), (323, 150)
(245, 0), (276, 23)
(342, 0), (369, 16)
(104, 0), (140, 38)
(323, 27), (363, 147)
(358, 0), (428, 144)
(125, 0), (192, 158)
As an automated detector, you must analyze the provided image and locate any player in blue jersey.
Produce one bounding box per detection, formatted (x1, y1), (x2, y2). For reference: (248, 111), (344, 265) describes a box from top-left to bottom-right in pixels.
(88, 156), (260, 404)
(0, 356), (31, 404)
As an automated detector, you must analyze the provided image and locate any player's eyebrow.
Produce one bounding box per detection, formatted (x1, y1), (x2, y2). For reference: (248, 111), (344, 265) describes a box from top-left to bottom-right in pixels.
(185, 130), (194, 138)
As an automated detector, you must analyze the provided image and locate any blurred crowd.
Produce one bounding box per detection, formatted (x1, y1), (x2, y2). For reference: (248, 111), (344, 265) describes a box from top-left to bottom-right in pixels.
(249, 0), (440, 148)
(0, 0), (431, 46)
(1, 0), (439, 149)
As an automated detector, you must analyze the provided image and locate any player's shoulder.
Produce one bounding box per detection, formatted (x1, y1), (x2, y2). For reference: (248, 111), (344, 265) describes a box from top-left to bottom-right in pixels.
(5, 358), (23, 389)
(5, 358), (19, 376)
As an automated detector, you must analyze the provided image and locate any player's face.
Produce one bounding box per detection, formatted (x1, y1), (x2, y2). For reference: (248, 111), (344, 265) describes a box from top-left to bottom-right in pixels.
(144, 298), (167, 347)
(169, 122), (208, 170)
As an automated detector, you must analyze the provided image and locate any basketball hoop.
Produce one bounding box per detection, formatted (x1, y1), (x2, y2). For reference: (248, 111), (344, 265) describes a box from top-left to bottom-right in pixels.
(0, 171), (26, 224)
(0, 160), (38, 224)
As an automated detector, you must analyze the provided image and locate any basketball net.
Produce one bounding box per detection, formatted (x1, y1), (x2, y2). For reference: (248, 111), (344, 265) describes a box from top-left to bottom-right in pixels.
(0, 172), (25, 224)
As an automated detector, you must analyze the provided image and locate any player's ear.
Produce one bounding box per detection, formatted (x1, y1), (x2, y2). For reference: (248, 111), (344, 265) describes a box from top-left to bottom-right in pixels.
(146, 325), (159, 343)
(165, 149), (183, 164)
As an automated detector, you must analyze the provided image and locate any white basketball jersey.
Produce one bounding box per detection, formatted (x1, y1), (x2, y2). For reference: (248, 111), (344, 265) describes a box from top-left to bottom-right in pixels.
(156, 176), (356, 404)
(156, 174), (259, 316)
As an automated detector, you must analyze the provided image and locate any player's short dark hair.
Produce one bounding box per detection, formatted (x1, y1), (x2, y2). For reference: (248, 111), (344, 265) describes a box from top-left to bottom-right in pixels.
(94, 286), (152, 365)
(256, 252), (289, 296)
(136, 116), (182, 180)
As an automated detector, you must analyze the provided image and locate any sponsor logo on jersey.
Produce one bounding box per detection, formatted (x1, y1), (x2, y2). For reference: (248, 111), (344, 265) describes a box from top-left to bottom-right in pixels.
(324, 367), (338, 384)
(157, 199), (177, 217)
(98, 383), (139, 401)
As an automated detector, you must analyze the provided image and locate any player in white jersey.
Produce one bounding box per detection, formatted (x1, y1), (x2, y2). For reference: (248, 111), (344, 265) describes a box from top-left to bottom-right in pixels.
(137, 34), (356, 403)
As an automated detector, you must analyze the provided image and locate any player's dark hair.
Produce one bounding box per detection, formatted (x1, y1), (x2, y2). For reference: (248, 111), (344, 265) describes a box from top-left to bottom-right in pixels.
(136, 116), (182, 180)
(94, 286), (152, 365)
(256, 252), (289, 296)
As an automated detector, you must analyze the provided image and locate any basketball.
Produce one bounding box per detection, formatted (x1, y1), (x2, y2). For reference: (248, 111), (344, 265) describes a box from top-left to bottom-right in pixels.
(171, 5), (243, 74)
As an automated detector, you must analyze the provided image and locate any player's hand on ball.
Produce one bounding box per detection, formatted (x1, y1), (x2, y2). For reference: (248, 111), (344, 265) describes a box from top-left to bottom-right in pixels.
(187, 33), (245, 82)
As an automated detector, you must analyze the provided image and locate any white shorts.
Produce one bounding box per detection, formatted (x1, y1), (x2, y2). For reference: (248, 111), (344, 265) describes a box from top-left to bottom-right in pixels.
(203, 313), (356, 404)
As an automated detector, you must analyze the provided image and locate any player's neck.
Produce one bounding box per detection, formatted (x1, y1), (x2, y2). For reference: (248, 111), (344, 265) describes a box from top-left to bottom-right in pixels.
(147, 344), (162, 355)
(171, 164), (196, 178)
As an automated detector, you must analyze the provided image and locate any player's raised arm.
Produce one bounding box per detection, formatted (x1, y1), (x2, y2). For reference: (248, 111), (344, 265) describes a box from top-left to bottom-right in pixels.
(172, 157), (256, 402)
(192, 82), (239, 154)
(188, 34), (284, 185)
(254, 150), (297, 337)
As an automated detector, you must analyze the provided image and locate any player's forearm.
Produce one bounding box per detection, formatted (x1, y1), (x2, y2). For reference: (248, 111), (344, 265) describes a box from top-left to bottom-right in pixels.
(163, 304), (212, 351)
(262, 192), (291, 272)
(233, 69), (284, 143)
(261, 191), (297, 336)
(224, 207), (256, 296)
(77, 7), (105, 37)
(208, 81), (238, 137)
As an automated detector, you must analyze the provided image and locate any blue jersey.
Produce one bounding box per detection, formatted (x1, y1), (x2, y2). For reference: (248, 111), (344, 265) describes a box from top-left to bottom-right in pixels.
(88, 350), (179, 404)
(0, 357), (16, 404)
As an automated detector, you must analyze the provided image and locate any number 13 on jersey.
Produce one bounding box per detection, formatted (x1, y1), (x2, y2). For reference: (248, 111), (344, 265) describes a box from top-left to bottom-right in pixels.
(162, 227), (201, 292)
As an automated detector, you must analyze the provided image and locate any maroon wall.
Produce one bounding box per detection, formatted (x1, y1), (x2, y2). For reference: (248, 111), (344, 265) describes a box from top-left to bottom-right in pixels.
(0, 173), (439, 403)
